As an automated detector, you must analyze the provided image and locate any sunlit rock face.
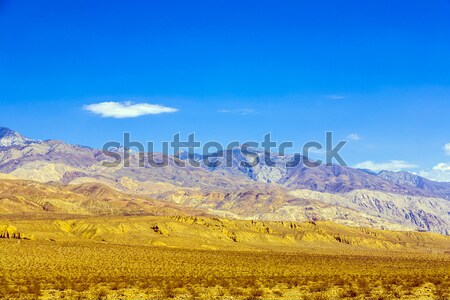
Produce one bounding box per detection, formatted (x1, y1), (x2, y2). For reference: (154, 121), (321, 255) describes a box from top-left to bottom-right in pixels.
(0, 127), (35, 147)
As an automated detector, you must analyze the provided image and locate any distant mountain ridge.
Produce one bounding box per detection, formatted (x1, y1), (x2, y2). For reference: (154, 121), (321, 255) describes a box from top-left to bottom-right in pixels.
(1, 127), (449, 199)
(378, 170), (450, 200)
(189, 147), (450, 199)
(0, 127), (449, 234)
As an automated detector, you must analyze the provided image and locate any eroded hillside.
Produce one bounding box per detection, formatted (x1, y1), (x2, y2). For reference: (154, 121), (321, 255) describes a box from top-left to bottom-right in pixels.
(1, 215), (449, 254)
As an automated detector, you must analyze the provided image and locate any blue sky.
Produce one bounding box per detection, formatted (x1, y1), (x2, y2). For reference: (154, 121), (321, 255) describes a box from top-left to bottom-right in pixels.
(0, 0), (449, 180)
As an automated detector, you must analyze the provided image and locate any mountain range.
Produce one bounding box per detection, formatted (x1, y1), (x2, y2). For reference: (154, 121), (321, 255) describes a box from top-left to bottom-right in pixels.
(1, 127), (449, 234)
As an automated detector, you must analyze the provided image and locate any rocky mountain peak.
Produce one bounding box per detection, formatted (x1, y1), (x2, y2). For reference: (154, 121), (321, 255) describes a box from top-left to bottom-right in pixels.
(0, 127), (34, 147)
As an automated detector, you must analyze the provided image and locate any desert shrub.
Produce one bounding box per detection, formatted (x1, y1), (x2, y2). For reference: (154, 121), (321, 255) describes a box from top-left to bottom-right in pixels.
(341, 286), (358, 298)
(230, 287), (247, 297)
(271, 288), (283, 297)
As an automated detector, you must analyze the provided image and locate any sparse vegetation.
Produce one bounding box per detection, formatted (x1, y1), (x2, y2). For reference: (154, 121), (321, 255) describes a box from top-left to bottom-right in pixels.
(0, 238), (448, 299)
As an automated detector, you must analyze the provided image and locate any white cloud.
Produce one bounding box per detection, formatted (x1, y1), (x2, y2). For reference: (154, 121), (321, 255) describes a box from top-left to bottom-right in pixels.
(83, 101), (178, 118)
(433, 162), (450, 171)
(443, 143), (450, 156)
(218, 108), (255, 115)
(353, 160), (417, 172)
(418, 163), (450, 182)
(415, 143), (450, 182)
(347, 133), (361, 141)
(416, 144), (450, 182)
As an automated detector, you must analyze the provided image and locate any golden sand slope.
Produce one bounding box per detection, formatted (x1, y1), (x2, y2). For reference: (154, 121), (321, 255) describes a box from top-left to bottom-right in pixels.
(1, 215), (449, 254)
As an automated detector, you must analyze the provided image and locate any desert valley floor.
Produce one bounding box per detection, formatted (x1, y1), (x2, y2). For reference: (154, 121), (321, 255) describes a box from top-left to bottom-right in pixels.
(0, 214), (449, 300)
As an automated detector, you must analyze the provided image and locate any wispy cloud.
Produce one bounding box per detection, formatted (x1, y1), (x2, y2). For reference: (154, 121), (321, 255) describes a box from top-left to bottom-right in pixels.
(418, 163), (450, 182)
(353, 160), (417, 172)
(443, 143), (450, 156)
(83, 101), (178, 118)
(346, 133), (361, 141)
(218, 108), (255, 115)
(325, 95), (345, 100)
